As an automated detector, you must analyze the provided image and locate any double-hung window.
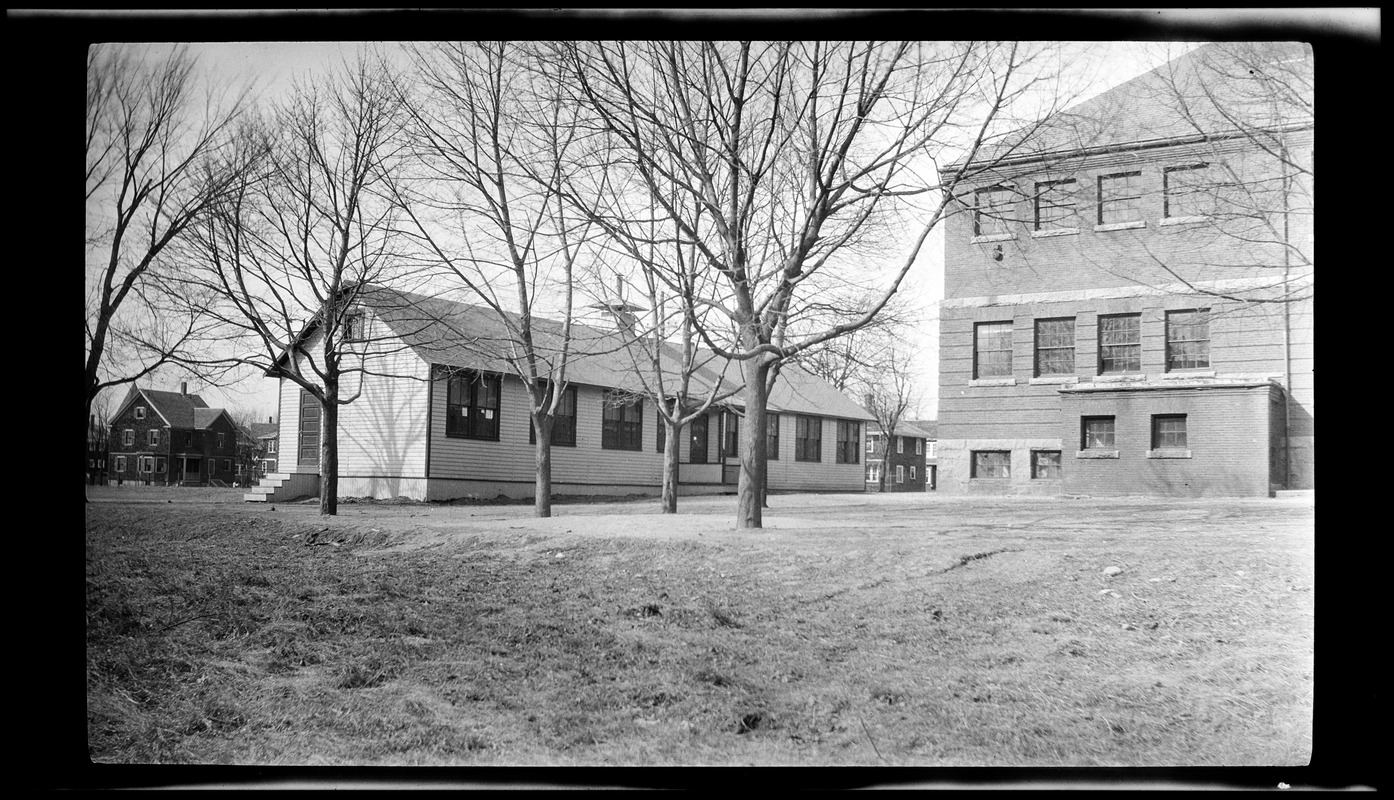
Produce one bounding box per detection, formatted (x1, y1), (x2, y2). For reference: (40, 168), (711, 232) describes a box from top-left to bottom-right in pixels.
(722, 411), (741, 458)
(1097, 314), (1141, 373)
(795, 415), (822, 462)
(973, 186), (1015, 237)
(529, 383), (577, 446)
(974, 321), (1014, 379)
(1081, 416), (1116, 450)
(1163, 164), (1212, 218)
(446, 370), (503, 440)
(1166, 309), (1210, 371)
(1034, 317), (1076, 376)
(148, 429), (160, 447)
(1098, 171), (1144, 225)
(122, 429), (134, 446)
(1034, 178), (1078, 231)
(836, 421), (859, 465)
(766, 413), (780, 460)
(896, 465), (905, 484)
(1152, 414), (1188, 449)
(601, 390), (642, 451)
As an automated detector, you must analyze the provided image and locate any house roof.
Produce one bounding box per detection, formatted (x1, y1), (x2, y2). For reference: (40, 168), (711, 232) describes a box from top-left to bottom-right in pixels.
(947, 42), (1313, 172)
(247, 422), (279, 440)
(115, 386), (218, 430)
(901, 419), (938, 440)
(361, 285), (874, 422)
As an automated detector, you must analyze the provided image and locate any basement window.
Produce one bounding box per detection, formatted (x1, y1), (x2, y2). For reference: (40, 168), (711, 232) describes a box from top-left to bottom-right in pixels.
(971, 450), (1011, 479)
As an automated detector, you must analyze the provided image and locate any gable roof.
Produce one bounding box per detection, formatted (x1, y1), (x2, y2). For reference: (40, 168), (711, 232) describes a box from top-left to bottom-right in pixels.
(948, 42), (1313, 172)
(901, 419), (938, 440)
(359, 285), (873, 422)
(247, 422), (279, 440)
(114, 386), (216, 429)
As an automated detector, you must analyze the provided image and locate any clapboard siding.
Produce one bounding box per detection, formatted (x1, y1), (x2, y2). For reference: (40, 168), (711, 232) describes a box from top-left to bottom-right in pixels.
(428, 376), (667, 487)
(766, 415), (866, 492)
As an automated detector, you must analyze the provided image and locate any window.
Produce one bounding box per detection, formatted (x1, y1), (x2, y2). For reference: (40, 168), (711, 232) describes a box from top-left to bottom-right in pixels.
(446, 370), (502, 440)
(896, 465), (905, 484)
(185, 432), (193, 447)
(1032, 450), (1062, 479)
(135, 406), (146, 420)
(122, 429), (134, 446)
(156, 457), (166, 474)
(915, 438), (922, 455)
(343, 311), (364, 342)
(1034, 317), (1076, 376)
(1151, 415), (1188, 449)
(601, 390), (642, 451)
(147, 429), (160, 446)
(1097, 314), (1141, 373)
(216, 433), (225, 449)
(690, 414), (708, 464)
(722, 411), (741, 458)
(971, 450), (1011, 479)
(222, 459), (232, 472)
(973, 186), (1015, 237)
(138, 456), (153, 473)
(530, 384), (578, 447)
(927, 441), (936, 459)
(867, 464), (880, 483)
(1098, 171), (1144, 225)
(836, 421), (859, 464)
(1081, 416), (1116, 450)
(1034, 178), (1078, 230)
(910, 465), (917, 481)
(1166, 309), (1210, 371)
(795, 415), (822, 462)
(896, 436), (904, 454)
(1163, 164), (1212, 218)
(767, 413), (780, 460)
(115, 456), (127, 472)
(974, 321), (1013, 378)
(268, 440), (276, 454)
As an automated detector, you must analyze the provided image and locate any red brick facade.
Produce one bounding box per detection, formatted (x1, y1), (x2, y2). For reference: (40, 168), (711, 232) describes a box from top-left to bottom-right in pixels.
(107, 389), (241, 486)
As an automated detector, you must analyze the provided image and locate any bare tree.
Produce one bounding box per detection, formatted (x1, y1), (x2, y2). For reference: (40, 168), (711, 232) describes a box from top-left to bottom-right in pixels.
(562, 41), (1078, 528)
(395, 41), (605, 518)
(85, 44), (250, 441)
(175, 54), (413, 516)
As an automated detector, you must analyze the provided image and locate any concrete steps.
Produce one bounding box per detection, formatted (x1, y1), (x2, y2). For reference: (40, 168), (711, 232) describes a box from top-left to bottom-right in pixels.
(244, 472), (320, 503)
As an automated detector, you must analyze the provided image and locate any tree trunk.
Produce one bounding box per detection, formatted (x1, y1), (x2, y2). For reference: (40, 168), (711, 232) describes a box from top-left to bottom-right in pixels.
(736, 358), (771, 529)
(534, 413), (554, 518)
(319, 394), (338, 516)
(661, 417), (680, 514)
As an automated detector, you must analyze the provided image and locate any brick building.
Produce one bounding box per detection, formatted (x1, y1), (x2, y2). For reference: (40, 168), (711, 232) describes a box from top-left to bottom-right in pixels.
(108, 384), (241, 486)
(865, 420), (935, 492)
(935, 43), (1313, 497)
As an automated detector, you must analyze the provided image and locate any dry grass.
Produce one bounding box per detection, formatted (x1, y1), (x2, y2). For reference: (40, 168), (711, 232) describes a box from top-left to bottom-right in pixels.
(85, 492), (1315, 766)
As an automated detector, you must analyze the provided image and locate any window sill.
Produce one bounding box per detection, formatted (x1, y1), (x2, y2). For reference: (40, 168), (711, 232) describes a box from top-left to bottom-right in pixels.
(1147, 449), (1192, 459)
(969, 477), (1011, 481)
(1077, 450), (1119, 459)
(1094, 220), (1146, 232)
(1031, 227), (1079, 238)
(1159, 215), (1208, 227)
(1093, 373), (1147, 383)
(970, 232), (1016, 244)
(970, 377), (1017, 387)
(1030, 375), (1079, 385)
(445, 433), (501, 442)
(601, 445), (643, 452)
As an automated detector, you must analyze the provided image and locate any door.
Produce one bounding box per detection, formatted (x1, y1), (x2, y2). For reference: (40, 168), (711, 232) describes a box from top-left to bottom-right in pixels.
(298, 390), (321, 468)
(690, 413), (708, 464)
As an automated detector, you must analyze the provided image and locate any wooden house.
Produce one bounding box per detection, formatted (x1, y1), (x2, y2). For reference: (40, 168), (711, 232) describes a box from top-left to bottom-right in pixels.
(249, 286), (875, 503)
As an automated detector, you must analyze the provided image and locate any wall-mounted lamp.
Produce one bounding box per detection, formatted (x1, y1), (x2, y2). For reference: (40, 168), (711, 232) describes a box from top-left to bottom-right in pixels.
(992, 244), (1004, 262)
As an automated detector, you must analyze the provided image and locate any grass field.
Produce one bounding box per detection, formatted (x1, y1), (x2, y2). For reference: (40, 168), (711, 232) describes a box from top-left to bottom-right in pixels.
(85, 488), (1315, 766)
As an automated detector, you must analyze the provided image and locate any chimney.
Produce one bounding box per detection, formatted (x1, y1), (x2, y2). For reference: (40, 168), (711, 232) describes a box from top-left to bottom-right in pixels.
(180, 381), (188, 395)
(268, 416), (273, 424)
(864, 393), (875, 411)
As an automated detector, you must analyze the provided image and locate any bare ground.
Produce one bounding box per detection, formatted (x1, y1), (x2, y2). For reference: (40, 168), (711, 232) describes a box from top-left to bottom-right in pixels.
(85, 487), (1315, 768)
